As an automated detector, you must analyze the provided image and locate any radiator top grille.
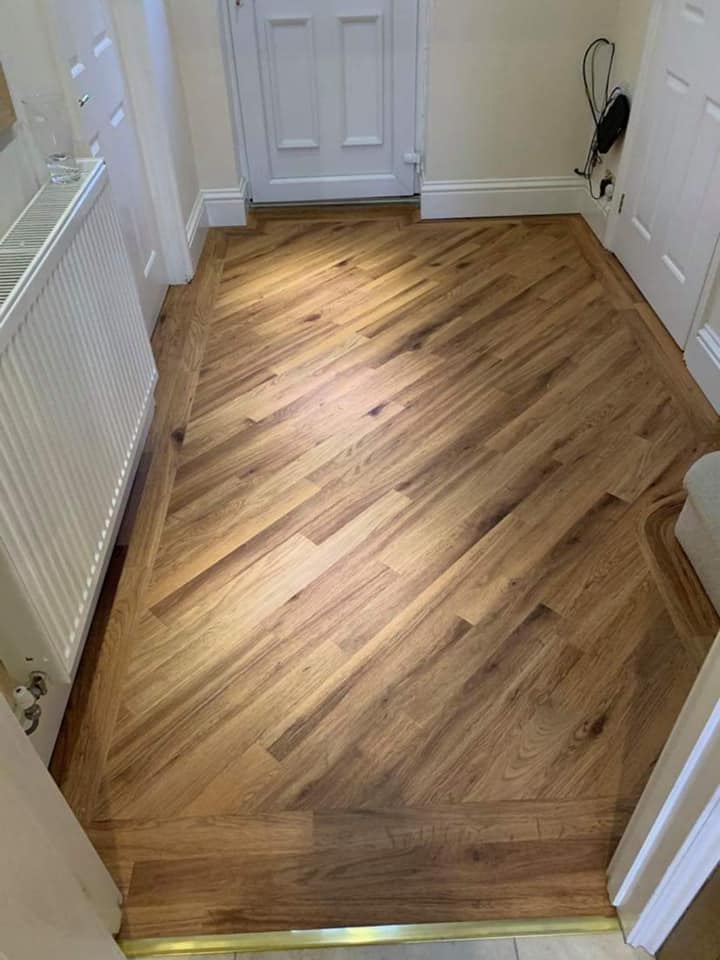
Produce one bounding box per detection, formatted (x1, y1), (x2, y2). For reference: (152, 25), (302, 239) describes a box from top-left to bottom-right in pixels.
(0, 168), (95, 315)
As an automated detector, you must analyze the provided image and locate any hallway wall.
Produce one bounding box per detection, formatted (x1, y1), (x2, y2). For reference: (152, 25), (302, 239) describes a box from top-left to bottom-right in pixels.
(0, 0), (201, 280)
(115, 0), (199, 226)
(587, 0), (654, 216)
(163, 0), (651, 204)
(424, 0), (620, 182)
(0, 0), (63, 236)
(167, 0), (240, 191)
(0, 0), (657, 234)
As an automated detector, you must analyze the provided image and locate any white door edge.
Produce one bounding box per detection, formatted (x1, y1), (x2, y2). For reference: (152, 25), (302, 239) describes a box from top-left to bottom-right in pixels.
(413, 0), (432, 192)
(604, 0), (664, 254)
(608, 631), (720, 955)
(220, 0), (428, 203)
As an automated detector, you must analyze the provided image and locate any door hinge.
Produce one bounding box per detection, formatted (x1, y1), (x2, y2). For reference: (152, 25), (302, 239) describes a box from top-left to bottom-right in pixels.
(618, 192), (626, 214)
(403, 151), (422, 167)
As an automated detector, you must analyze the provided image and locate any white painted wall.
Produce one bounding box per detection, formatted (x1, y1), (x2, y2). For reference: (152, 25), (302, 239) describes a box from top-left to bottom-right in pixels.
(0, 0), (64, 236)
(424, 0), (620, 182)
(167, 0), (241, 189)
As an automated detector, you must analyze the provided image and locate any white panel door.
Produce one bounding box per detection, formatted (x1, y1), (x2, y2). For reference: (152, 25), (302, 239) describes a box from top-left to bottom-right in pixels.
(232, 0), (419, 202)
(614, 0), (720, 347)
(46, 0), (167, 331)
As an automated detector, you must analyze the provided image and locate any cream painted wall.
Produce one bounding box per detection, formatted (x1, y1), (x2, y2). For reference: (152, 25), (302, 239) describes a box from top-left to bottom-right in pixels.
(613, 0), (653, 91)
(0, 0), (63, 236)
(590, 0), (654, 199)
(424, 0), (621, 182)
(167, 0), (240, 190)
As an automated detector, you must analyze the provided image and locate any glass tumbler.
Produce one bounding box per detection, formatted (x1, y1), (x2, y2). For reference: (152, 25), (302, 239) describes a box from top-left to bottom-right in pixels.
(22, 93), (81, 184)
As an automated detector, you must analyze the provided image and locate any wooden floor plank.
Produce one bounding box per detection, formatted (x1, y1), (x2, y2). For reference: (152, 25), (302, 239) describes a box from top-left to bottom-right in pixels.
(54, 208), (720, 937)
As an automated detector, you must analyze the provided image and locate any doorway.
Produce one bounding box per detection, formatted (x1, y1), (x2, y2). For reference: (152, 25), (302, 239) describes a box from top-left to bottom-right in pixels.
(228, 0), (422, 202)
(45, 0), (168, 331)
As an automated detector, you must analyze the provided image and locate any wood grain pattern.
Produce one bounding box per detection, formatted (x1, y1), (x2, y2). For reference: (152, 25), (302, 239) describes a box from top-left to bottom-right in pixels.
(658, 867), (720, 960)
(0, 64), (16, 135)
(51, 232), (228, 822)
(55, 208), (720, 938)
(640, 494), (719, 668)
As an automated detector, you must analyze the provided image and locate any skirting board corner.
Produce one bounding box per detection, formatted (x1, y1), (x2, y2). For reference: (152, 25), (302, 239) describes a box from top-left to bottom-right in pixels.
(186, 193), (208, 277)
(186, 180), (249, 274)
(203, 180), (249, 228)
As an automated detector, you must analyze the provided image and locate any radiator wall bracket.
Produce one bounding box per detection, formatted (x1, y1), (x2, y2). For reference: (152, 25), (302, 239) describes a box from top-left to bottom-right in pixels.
(13, 672), (48, 735)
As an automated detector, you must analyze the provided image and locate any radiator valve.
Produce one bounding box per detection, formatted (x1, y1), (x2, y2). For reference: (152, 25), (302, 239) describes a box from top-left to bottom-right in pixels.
(13, 672), (48, 736)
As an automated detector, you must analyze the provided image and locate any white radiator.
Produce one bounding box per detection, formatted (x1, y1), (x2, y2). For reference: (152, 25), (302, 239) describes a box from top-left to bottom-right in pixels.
(0, 160), (157, 758)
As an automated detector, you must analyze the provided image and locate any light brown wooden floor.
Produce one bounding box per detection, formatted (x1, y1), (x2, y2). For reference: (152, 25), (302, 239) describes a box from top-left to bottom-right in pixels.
(56, 207), (720, 938)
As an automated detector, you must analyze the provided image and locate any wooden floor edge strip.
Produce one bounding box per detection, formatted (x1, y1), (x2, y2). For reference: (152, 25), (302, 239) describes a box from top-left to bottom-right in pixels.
(119, 916), (621, 956)
(50, 229), (228, 822)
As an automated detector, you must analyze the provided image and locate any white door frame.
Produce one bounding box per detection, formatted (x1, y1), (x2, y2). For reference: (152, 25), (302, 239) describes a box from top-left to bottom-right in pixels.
(217, 0), (432, 202)
(608, 631), (720, 956)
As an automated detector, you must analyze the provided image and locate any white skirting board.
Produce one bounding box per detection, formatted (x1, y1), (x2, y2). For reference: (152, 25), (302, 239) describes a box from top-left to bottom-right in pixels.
(204, 182), (250, 227)
(185, 192), (208, 275)
(420, 176), (587, 219)
(186, 179), (249, 267)
(685, 324), (720, 415)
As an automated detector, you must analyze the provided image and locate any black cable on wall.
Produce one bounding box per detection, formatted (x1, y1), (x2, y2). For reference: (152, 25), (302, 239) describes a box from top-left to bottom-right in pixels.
(574, 37), (622, 199)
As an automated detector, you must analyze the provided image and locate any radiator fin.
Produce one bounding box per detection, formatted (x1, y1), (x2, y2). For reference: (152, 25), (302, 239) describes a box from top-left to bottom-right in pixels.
(0, 162), (157, 683)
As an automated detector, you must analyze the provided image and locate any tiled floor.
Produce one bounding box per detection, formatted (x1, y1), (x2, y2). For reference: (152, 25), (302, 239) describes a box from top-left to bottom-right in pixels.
(158, 932), (650, 960)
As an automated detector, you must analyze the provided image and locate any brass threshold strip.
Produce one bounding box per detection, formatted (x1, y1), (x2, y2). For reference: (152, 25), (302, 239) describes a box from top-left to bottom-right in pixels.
(120, 915), (620, 957)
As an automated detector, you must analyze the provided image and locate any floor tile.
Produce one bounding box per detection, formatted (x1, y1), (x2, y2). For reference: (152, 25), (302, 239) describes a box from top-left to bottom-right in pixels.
(515, 932), (649, 959)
